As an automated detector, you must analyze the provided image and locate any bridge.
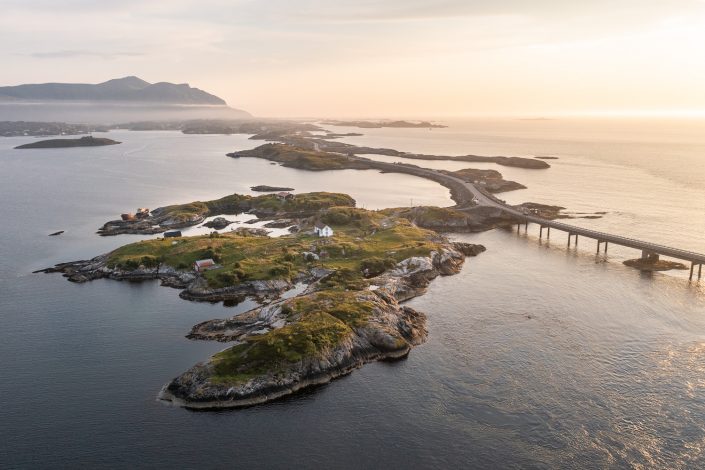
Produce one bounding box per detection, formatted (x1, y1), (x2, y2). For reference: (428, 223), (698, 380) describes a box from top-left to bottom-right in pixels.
(456, 171), (705, 281)
(349, 155), (705, 281)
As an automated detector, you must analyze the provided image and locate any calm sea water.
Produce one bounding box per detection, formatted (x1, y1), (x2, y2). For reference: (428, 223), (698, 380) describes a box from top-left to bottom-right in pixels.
(1, 120), (705, 469)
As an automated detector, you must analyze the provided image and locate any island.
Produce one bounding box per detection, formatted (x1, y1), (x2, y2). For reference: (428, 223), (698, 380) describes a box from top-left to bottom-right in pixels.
(42, 192), (486, 409)
(250, 185), (295, 192)
(267, 135), (551, 170)
(14, 136), (121, 149)
(444, 168), (526, 193)
(623, 255), (688, 272)
(97, 191), (354, 236)
(322, 120), (447, 129)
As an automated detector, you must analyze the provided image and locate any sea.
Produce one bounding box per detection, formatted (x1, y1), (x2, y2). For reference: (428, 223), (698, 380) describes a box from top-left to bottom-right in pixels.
(1, 118), (705, 468)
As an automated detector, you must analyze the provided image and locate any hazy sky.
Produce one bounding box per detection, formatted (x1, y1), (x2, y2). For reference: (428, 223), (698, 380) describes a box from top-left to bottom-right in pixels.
(2, 0), (705, 117)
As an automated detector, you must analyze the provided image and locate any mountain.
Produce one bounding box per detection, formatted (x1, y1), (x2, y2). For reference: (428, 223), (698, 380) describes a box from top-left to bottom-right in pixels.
(0, 76), (227, 105)
(0, 76), (251, 123)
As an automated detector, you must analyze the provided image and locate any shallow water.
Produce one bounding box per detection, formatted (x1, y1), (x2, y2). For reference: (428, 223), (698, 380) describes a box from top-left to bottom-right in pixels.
(2, 122), (705, 468)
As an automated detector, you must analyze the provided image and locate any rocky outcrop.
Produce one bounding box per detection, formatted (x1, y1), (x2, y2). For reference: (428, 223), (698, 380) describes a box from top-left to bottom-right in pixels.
(386, 205), (522, 233)
(160, 296), (426, 409)
(623, 258), (688, 272)
(97, 191), (355, 236)
(159, 243), (483, 409)
(39, 254), (332, 302)
(446, 168), (526, 193)
(250, 185), (295, 192)
(262, 219), (293, 228)
(98, 212), (204, 236)
(36, 255), (199, 287)
(179, 277), (292, 302)
(202, 217), (233, 230)
(453, 242), (487, 257)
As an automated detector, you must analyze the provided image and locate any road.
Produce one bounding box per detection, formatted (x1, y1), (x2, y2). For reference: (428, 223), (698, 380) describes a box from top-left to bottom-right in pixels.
(347, 154), (705, 266)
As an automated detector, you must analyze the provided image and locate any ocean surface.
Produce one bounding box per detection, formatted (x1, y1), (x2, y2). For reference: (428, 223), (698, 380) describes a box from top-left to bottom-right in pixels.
(1, 119), (705, 468)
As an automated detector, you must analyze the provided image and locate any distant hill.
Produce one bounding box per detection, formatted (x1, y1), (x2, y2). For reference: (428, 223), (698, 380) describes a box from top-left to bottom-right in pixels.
(15, 136), (121, 149)
(0, 76), (226, 105)
(0, 76), (251, 123)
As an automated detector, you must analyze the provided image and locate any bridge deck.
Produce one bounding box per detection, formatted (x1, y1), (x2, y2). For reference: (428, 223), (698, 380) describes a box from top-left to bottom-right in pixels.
(522, 216), (705, 264)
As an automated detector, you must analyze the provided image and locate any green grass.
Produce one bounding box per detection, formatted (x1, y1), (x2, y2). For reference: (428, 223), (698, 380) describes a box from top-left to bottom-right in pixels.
(382, 206), (469, 226)
(107, 206), (440, 289)
(104, 201), (447, 386)
(236, 143), (367, 171)
(211, 310), (352, 383)
(210, 290), (376, 384)
(155, 191), (355, 223)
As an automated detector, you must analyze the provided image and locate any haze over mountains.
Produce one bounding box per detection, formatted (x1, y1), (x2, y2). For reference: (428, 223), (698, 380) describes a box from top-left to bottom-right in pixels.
(0, 76), (226, 105)
(0, 76), (250, 123)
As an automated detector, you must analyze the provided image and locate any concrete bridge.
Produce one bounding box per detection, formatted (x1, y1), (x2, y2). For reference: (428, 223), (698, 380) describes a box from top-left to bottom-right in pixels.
(514, 214), (704, 280)
(462, 174), (705, 281)
(349, 155), (705, 281)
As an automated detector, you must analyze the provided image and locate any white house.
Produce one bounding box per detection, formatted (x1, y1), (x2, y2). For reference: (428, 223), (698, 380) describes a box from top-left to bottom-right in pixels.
(314, 222), (334, 238)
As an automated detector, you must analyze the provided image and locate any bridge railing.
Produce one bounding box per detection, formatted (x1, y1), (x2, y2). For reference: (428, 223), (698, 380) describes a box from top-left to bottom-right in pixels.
(519, 214), (705, 261)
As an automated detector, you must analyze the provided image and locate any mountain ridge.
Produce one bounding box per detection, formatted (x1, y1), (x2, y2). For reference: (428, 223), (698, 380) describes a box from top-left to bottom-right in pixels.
(0, 76), (227, 105)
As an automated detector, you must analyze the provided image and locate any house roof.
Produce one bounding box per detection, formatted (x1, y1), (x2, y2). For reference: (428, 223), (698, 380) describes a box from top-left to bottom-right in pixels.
(314, 222), (330, 229)
(194, 259), (215, 267)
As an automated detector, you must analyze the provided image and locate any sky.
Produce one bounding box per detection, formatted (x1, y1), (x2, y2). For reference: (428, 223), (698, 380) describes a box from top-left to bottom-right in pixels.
(1, 0), (705, 118)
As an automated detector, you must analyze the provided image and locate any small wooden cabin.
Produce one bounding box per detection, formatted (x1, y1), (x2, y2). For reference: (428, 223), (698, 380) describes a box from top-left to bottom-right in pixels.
(194, 259), (216, 272)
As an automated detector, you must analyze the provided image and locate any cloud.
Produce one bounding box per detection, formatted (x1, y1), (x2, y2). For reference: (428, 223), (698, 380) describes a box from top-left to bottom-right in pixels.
(26, 50), (144, 59)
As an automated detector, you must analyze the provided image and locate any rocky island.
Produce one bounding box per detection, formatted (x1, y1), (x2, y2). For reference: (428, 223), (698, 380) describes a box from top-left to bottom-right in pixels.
(321, 120), (447, 129)
(444, 168), (526, 193)
(97, 191), (353, 236)
(623, 256), (688, 272)
(228, 143), (586, 231)
(15, 135), (120, 149)
(250, 185), (295, 192)
(43, 193), (485, 409)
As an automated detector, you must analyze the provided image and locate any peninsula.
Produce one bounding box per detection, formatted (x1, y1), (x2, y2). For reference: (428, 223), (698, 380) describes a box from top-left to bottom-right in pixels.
(14, 136), (120, 149)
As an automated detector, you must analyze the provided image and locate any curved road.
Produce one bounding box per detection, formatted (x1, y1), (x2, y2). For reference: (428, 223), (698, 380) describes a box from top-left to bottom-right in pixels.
(349, 154), (705, 266)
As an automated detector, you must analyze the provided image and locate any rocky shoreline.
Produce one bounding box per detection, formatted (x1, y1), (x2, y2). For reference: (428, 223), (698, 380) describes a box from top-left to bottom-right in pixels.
(159, 241), (484, 409)
(97, 191), (354, 236)
(42, 230), (484, 409)
(623, 258), (688, 272)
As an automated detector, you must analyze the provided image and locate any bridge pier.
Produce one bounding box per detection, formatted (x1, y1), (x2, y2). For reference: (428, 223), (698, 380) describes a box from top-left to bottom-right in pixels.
(539, 225), (551, 240)
(567, 233), (578, 247)
(690, 262), (695, 281)
(604, 242), (608, 253)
